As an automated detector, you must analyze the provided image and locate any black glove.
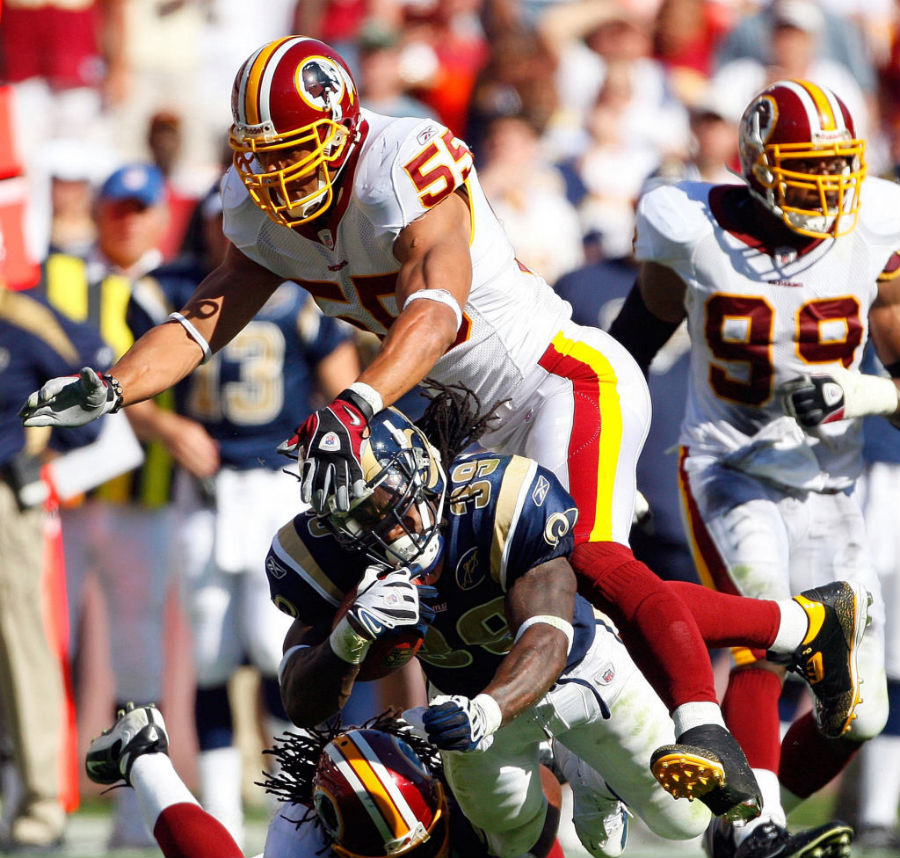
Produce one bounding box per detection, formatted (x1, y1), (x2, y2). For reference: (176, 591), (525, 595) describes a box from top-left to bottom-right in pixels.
(279, 388), (374, 513)
(780, 374), (845, 428)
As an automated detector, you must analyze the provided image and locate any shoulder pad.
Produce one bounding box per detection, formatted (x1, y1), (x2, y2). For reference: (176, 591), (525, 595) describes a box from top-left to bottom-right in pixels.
(635, 182), (714, 264)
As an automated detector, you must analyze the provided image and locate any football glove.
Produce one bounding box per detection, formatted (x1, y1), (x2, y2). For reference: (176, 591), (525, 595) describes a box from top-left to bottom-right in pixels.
(330, 566), (435, 664)
(279, 388), (375, 513)
(19, 367), (123, 427)
(781, 367), (900, 429)
(420, 693), (503, 752)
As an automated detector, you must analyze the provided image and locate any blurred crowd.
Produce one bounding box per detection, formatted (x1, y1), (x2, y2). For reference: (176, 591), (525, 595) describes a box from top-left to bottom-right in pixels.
(0, 0), (898, 853)
(1, 0), (898, 282)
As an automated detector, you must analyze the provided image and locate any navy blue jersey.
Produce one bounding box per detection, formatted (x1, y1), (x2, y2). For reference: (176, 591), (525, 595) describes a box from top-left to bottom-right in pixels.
(266, 452), (596, 698)
(144, 263), (353, 469)
(1, 289), (110, 466)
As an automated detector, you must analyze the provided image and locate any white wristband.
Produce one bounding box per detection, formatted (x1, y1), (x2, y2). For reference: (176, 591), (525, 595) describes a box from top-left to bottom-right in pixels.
(514, 614), (574, 655)
(402, 289), (463, 331)
(168, 312), (212, 364)
(473, 693), (503, 736)
(277, 644), (309, 685)
(834, 367), (900, 419)
(329, 616), (373, 664)
(348, 381), (384, 415)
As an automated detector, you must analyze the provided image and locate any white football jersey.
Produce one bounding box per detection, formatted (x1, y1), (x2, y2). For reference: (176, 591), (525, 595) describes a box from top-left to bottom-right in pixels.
(635, 177), (900, 488)
(222, 109), (572, 412)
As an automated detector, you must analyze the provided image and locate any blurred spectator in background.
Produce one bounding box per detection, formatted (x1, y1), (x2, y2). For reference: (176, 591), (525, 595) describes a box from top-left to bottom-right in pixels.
(714, 0), (877, 95)
(146, 110), (201, 262)
(708, 0), (871, 159)
(537, 1), (689, 162)
(643, 85), (739, 190)
(651, 0), (732, 106)
(562, 63), (669, 260)
(0, 0), (128, 262)
(41, 140), (105, 259)
(476, 113), (584, 285)
(355, 18), (437, 120)
(398, 0), (491, 136)
(465, 24), (558, 155)
(140, 187), (359, 846)
(0, 287), (110, 851)
(41, 163), (219, 849)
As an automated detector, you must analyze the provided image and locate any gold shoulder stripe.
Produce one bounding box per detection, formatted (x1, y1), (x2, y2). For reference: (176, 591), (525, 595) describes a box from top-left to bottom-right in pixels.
(491, 456), (538, 588)
(275, 520), (344, 606)
(0, 289), (80, 365)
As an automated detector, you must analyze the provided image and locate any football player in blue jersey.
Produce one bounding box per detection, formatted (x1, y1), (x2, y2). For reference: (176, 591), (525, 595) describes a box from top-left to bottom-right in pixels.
(267, 385), (864, 858)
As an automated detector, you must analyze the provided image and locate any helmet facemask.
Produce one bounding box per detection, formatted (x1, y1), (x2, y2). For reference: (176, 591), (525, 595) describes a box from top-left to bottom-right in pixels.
(230, 118), (353, 226)
(322, 412), (446, 572)
(748, 140), (866, 238)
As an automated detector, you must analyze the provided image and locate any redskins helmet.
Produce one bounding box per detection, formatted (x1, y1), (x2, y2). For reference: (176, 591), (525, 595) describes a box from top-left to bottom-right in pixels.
(323, 408), (446, 571)
(738, 79), (866, 238)
(314, 729), (450, 858)
(230, 36), (362, 227)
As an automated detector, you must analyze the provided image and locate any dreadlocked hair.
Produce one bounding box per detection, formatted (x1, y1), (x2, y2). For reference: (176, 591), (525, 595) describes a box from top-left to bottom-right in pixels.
(256, 709), (444, 814)
(414, 381), (507, 465)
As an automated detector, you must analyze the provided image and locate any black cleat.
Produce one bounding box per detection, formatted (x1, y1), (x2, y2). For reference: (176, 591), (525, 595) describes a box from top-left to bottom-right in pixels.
(650, 723), (761, 824)
(789, 581), (870, 738)
(85, 702), (169, 786)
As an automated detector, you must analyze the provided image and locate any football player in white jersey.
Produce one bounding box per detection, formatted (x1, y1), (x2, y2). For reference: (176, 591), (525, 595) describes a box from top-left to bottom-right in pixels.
(609, 79), (900, 858)
(21, 36), (815, 824)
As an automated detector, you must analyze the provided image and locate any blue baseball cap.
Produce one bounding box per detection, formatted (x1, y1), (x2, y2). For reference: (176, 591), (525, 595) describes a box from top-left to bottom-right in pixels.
(99, 164), (165, 206)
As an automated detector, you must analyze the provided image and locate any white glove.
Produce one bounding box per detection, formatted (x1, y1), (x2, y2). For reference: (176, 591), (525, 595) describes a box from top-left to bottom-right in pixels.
(780, 367), (899, 429)
(420, 693), (502, 752)
(329, 566), (425, 664)
(19, 367), (123, 427)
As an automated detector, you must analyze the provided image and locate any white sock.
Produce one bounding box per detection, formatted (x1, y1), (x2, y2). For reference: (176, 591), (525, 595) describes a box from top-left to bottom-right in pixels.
(858, 733), (900, 827)
(130, 753), (199, 834)
(199, 746), (244, 848)
(671, 701), (726, 737)
(770, 599), (809, 653)
(733, 769), (786, 845)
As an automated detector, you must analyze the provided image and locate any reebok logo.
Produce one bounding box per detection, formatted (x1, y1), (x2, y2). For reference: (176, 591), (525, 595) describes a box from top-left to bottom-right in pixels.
(822, 382), (843, 407)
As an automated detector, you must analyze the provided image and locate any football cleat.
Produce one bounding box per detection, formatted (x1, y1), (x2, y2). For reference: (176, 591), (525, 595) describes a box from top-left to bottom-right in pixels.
(85, 702), (169, 786)
(789, 581), (870, 738)
(704, 819), (854, 858)
(553, 740), (630, 857)
(650, 724), (761, 824)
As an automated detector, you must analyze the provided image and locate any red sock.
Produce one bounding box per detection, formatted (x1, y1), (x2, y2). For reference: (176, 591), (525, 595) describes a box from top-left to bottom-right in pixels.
(544, 837), (566, 858)
(154, 802), (243, 858)
(666, 581), (781, 649)
(571, 541), (717, 711)
(721, 667), (783, 771)
(779, 712), (861, 799)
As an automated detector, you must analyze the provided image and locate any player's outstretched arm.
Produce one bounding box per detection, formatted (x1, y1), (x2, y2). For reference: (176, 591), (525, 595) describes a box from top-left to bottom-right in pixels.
(412, 556), (576, 753)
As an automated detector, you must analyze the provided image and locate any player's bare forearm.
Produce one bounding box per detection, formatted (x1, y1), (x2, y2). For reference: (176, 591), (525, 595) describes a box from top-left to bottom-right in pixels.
(112, 249), (282, 405)
(358, 299), (459, 406)
(279, 625), (360, 727)
(482, 558), (575, 724)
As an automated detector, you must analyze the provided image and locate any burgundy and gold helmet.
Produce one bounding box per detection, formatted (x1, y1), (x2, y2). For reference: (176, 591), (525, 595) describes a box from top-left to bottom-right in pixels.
(313, 729), (450, 858)
(230, 36), (362, 227)
(738, 79), (866, 238)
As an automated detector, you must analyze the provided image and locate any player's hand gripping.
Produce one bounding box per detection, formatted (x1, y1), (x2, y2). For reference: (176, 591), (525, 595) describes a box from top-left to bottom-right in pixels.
(780, 367), (900, 429)
(329, 566), (437, 664)
(419, 693), (503, 753)
(19, 367), (123, 428)
(278, 387), (376, 513)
